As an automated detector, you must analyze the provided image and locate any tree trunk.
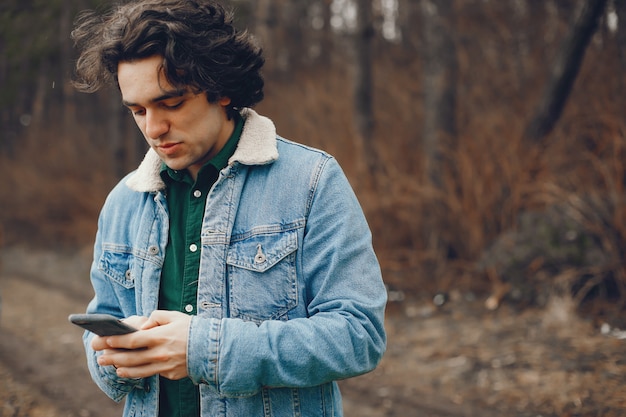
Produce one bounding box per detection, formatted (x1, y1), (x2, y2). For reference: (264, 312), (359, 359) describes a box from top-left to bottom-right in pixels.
(614, 0), (626, 69)
(254, 0), (278, 71)
(420, 0), (457, 186)
(511, 0), (530, 89)
(397, 0), (421, 51)
(353, 0), (376, 178)
(524, 0), (608, 142)
(60, 2), (77, 138)
(319, 0), (333, 65)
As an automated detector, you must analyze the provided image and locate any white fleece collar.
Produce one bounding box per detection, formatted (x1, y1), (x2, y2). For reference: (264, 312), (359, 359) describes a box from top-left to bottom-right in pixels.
(125, 108), (278, 192)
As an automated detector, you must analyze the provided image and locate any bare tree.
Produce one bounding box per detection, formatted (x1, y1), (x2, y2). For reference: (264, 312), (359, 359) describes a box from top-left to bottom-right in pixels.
(420, 0), (457, 186)
(613, 0), (626, 69)
(524, 0), (608, 142)
(511, 0), (530, 88)
(353, 0), (377, 177)
(60, 2), (77, 137)
(397, 0), (421, 51)
(254, 0), (282, 72)
(318, 0), (334, 65)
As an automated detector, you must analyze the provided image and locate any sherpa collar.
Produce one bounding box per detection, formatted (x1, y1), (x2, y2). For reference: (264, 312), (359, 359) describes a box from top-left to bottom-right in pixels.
(126, 108), (278, 192)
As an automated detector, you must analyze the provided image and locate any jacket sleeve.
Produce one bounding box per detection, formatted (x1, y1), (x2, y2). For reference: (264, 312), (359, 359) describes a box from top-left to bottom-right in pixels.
(187, 156), (387, 397)
(82, 192), (146, 402)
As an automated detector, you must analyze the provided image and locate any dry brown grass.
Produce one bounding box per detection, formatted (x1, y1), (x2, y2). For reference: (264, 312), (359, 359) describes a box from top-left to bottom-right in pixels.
(356, 30), (626, 313)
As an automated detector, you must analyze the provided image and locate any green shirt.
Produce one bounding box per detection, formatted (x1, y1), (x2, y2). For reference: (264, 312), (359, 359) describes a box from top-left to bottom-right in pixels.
(158, 114), (243, 417)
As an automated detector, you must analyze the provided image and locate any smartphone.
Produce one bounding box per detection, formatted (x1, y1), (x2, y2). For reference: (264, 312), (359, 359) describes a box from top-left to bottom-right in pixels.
(68, 313), (137, 337)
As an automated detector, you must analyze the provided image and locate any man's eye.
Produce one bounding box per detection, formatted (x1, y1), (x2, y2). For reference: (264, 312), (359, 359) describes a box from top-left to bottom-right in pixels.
(164, 101), (184, 109)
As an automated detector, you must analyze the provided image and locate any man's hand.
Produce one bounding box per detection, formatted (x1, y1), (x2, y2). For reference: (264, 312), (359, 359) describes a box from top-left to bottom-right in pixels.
(92, 310), (192, 380)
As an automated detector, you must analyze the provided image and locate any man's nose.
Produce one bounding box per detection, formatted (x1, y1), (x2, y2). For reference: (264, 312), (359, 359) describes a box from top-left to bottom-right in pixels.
(145, 110), (169, 139)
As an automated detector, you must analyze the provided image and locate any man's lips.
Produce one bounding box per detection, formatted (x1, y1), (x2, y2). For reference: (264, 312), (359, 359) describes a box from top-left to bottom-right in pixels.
(157, 142), (182, 156)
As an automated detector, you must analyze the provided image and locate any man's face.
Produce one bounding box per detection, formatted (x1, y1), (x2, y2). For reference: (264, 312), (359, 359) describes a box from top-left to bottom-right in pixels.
(118, 55), (234, 180)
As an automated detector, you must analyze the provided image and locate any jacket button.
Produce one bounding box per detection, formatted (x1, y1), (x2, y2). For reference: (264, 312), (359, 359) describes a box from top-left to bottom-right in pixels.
(148, 246), (159, 255)
(254, 244), (266, 263)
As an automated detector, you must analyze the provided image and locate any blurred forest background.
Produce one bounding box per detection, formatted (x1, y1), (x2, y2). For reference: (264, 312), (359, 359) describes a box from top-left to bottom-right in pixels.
(1, 0), (625, 324)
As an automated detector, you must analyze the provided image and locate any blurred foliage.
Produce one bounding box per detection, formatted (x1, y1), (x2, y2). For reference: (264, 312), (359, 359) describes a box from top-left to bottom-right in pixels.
(0, 0), (60, 106)
(0, 0), (624, 318)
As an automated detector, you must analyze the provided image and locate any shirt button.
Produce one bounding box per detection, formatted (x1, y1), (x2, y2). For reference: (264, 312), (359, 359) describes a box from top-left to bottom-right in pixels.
(193, 190), (201, 198)
(184, 304), (194, 313)
(189, 243), (198, 252)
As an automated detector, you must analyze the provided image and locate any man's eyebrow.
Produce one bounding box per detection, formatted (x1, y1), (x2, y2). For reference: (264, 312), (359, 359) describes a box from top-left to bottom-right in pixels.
(122, 89), (187, 107)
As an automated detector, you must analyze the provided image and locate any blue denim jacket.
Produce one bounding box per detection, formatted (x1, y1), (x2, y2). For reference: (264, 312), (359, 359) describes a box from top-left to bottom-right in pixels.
(83, 109), (387, 417)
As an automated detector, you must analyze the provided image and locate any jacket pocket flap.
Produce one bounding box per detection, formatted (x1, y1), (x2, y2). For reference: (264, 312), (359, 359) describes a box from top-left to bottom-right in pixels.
(227, 229), (298, 273)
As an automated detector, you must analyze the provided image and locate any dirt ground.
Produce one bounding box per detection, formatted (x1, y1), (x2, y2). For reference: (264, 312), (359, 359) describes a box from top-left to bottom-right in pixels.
(1, 246), (625, 417)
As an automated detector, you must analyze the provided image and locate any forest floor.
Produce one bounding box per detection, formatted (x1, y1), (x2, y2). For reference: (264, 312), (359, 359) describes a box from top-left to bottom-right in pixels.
(0, 246), (625, 417)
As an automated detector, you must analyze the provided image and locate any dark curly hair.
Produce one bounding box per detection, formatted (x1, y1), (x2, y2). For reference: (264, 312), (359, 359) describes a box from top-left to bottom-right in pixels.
(71, 0), (264, 116)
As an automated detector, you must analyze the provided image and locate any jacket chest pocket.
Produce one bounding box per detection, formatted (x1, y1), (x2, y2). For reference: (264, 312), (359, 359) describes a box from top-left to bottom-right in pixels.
(226, 229), (298, 323)
(99, 248), (136, 289)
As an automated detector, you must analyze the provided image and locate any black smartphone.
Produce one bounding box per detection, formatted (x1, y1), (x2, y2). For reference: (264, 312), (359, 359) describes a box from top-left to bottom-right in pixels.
(68, 313), (137, 337)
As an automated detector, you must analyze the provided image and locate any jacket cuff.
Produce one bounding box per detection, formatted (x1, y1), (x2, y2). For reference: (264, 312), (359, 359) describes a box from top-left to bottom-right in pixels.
(187, 316), (221, 388)
(84, 332), (144, 402)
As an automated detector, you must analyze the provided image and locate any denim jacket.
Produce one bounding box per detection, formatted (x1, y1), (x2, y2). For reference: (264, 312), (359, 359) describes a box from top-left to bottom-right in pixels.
(83, 108), (387, 417)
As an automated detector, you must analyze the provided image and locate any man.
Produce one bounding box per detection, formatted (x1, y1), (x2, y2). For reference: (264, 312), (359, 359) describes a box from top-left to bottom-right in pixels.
(71, 1), (387, 416)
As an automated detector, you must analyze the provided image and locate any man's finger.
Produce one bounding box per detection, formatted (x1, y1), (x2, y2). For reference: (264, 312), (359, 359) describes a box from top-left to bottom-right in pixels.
(140, 310), (187, 330)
